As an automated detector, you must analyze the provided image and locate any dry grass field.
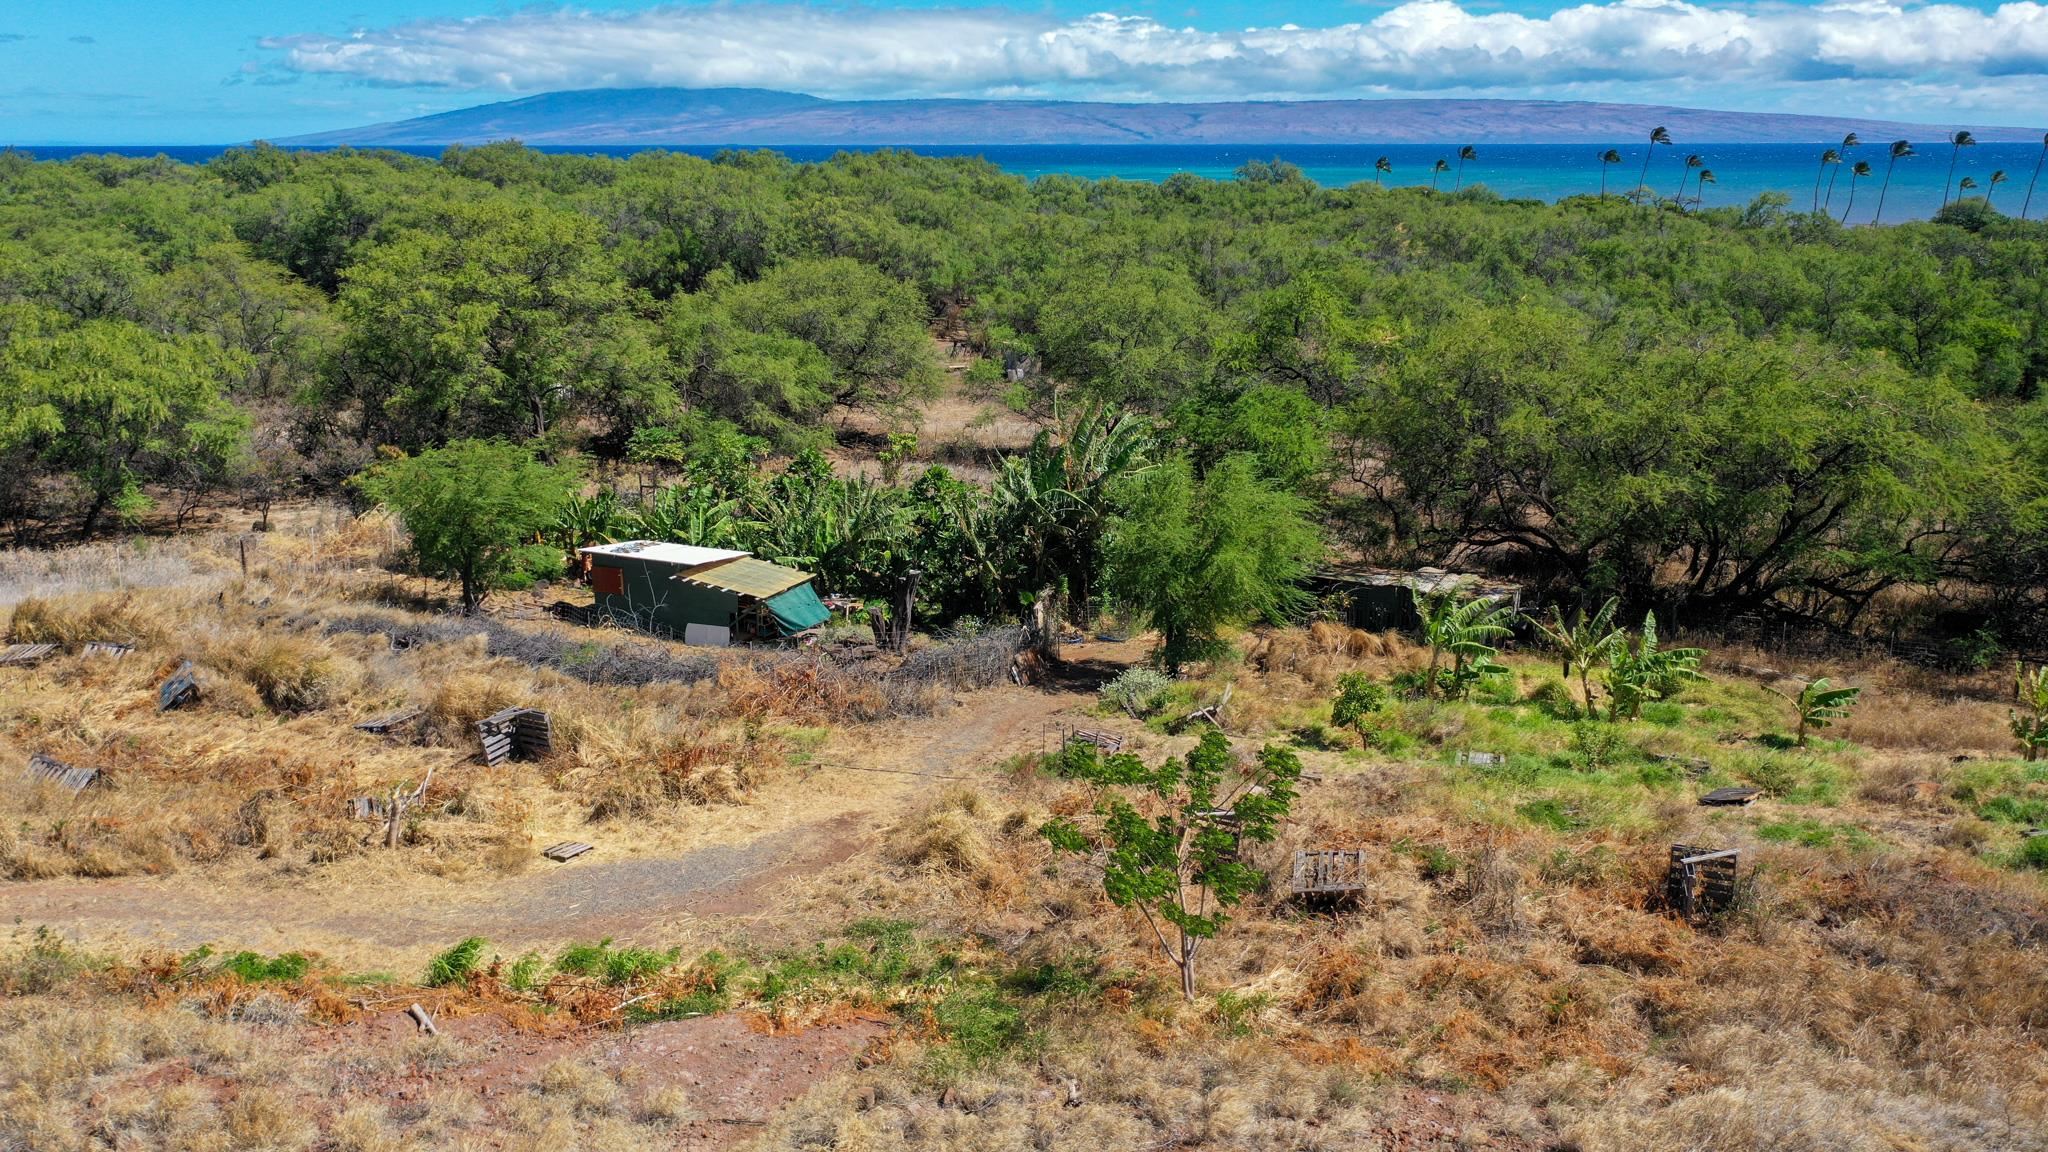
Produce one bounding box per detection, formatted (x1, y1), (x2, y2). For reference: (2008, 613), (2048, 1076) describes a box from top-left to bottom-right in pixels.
(4, 512), (2048, 1151)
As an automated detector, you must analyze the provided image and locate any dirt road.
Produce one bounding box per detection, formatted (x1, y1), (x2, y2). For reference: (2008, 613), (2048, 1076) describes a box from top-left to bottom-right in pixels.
(1, 682), (1085, 966)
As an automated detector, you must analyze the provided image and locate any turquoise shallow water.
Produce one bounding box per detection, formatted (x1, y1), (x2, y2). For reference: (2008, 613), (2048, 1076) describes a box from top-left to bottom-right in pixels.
(19, 142), (2048, 223)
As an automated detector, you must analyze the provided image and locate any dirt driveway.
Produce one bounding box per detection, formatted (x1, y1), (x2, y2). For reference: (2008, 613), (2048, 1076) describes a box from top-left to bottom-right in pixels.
(1, 680), (1090, 966)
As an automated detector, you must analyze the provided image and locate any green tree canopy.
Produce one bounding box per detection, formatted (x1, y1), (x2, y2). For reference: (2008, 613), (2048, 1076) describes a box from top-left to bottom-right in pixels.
(356, 439), (574, 612)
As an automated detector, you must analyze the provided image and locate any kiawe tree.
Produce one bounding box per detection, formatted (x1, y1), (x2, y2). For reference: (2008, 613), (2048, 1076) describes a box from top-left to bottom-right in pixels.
(356, 439), (574, 613)
(1103, 453), (1320, 671)
(1042, 728), (1302, 1001)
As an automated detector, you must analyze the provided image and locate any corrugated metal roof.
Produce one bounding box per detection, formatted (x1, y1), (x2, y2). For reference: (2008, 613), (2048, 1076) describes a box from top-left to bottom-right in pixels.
(1318, 564), (1522, 599)
(674, 556), (814, 599)
(579, 540), (751, 568)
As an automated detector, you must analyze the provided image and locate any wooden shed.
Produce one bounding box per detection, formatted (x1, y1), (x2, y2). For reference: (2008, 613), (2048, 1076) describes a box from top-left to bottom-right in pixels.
(578, 541), (830, 645)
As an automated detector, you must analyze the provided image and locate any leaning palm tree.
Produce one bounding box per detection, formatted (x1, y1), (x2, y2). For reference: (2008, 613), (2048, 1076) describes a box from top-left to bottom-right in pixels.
(1823, 132), (1860, 213)
(1813, 148), (1841, 213)
(1598, 148), (1622, 197)
(1636, 126), (1673, 202)
(1679, 153), (1704, 207)
(1942, 129), (1976, 207)
(1429, 158), (1450, 192)
(1694, 169), (1717, 209)
(1455, 144), (1477, 190)
(1959, 176), (1979, 201)
(2023, 132), (2048, 220)
(1987, 169), (2009, 209)
(1841, 160), (1873, 223)
(1373, 156), (1391, 186)
(1875, 140), (1914, 225)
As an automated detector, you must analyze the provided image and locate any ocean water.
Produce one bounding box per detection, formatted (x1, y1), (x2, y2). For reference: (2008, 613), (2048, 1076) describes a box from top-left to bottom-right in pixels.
(16, 142), (2048, 224)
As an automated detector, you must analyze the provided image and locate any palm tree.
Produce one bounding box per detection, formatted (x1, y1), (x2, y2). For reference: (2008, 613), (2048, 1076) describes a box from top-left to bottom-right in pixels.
(1598, 148), (1621, 198)
(1988, 169), (2009, 209)
(1694, 169), (1716, 209)
(1373, 156), (1391, 186)
(1875, 140), (1914, 225)
(1959, 176), (1979, 200)
(1813, 149), (1841, 213)
(1679, 153), (1704, 207)
(1455, 144), (1477, 190)
(1823, 132), (1860, 214)
(1942, 129), (1976, 207)
(1841, 160), (1873, 223)
(1430, 158), (1450, 192)
(1635, 126), (1672, 202)
(2023, 133), (2048, 220)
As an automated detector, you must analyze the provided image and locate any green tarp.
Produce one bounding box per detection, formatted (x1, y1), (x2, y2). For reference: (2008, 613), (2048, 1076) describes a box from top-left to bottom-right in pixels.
(763, 581), (831, 636)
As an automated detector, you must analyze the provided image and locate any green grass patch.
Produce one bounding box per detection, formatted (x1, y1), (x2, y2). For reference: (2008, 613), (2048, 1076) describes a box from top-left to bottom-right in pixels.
(1756, 818), (1878, 851)
(424, 936), (488, 987)
(555, 939), (680, 986)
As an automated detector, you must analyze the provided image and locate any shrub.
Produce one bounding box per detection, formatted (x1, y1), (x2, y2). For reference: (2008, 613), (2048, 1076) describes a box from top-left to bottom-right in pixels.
(2015, 835), (2048, 871)
(1100, 667), (1173, 717)
(555, 939), (678, 986)
(1329, 671), (1386, 745)
(217, 950), (311, 983)
(424, 937), (488, 987)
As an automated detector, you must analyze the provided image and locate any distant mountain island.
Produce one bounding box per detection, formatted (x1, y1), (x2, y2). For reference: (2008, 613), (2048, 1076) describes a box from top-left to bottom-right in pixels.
(275, 88), (2043, 147)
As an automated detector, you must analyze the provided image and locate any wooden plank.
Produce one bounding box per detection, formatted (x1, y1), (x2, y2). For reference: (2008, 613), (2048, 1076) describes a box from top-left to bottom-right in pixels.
(1456, 751), (1505, 767)
(353, 707), (424, 734)
(82, 641), (133, 658)
(542, 841), (592, 862)
(1698, 787), (1763, 807)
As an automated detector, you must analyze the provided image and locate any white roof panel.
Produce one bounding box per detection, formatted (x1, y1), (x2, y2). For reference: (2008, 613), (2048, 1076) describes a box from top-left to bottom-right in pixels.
(578, 540), (751, 569)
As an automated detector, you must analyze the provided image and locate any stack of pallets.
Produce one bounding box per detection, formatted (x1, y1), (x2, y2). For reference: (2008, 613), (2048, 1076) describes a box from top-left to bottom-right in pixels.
(1666, 844), (1740, 918)
(477, 707), (553, 766)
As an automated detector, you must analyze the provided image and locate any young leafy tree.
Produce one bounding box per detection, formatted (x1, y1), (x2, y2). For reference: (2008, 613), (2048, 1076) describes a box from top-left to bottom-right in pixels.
(1417, 593), (1514, 700)
(1104, 453), (1320, 671)
(1041, 729), (1302, 1001)
(1528, 598), (1623, 717)
(2010, 662), (2048, 762)
(1780, 677), (1862, 747)
(1603, 612), (1703, 721)
(1329, 671), (1388, 746)
(356, 440), (574, 612)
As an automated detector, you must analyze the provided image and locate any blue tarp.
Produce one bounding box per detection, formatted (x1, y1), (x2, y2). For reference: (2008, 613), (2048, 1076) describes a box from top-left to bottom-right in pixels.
(763, 581), (831, 636)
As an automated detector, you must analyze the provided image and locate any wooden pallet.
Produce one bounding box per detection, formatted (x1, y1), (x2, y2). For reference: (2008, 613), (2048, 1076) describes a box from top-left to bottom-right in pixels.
(542, 841), (593, 863)
(24, 753), (98, 792)
(0, 642), (59, 667)
(1698, 786), (1763, 806)
(353, 707), (423, 735)
(1291, 849), (1369, 895)
(1666, 844), (1739, 918)
(1455, 750), (1505, 767)
(1063, 728), (1123, 754)
(157, 662), (200, 711)
(477, 707), (553, 766)
(82, 641), (133, 658)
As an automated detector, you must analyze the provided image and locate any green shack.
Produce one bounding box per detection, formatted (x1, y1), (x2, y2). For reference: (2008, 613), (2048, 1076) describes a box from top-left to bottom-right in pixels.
(578, 541), (831, 646)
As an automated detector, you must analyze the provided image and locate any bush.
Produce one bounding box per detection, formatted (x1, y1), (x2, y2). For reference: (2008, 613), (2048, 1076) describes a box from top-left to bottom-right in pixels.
(1100, 667), (1173, 717)
(555, 939), (678, 986)
(425, 936), (488, 987)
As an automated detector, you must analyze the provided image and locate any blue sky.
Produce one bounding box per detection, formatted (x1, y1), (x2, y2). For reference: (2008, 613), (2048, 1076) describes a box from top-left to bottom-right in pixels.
(4, 1), (2047, 143)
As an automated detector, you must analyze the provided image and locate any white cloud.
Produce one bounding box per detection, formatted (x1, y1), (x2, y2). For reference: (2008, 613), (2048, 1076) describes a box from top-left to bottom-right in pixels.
(262, 1), (2048, 104)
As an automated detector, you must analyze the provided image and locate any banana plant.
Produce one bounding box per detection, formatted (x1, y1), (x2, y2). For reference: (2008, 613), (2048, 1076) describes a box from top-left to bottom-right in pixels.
(550, 488), (632, 565)
(633, 483), (747, 550)
(2011, 661), (2048, 762)
(1528, 597), (1624, 717)
(1418, 593), (1515, 700)
(1779, 677), (1861, 747)
(1604, 612), (1703, 721)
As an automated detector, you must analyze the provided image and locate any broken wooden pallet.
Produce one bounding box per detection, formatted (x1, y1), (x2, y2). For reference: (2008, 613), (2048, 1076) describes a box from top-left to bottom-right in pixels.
(542, 841), (593, 863)
(477, 706), (553, 766)
(24, 753), (98, 792)
(1291, 849), (1369, 896)
(353, 707), (423, 735)
(0, 642), (59, 667)
(1666, 844), (1740, 919)
(82, 641), (133, 658)
(1698, 786), (1763, 807)
(157, 661), (200, 711)
(1181, 684), (1233, 729)
(1455, 750), (1506, 767)
(1063, 728), (1123, 754)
